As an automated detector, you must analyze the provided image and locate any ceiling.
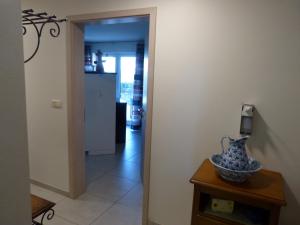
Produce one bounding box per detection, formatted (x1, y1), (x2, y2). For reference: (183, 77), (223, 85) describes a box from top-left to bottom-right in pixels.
(84, 16), (149, 43)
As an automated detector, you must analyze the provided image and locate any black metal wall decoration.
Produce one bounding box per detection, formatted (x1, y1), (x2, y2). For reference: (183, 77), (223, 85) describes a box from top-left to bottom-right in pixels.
(22, 9), (67, 63)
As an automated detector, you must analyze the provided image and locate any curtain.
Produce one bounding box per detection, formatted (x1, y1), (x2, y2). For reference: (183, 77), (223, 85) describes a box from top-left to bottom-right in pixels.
(131, 41), (145, 130)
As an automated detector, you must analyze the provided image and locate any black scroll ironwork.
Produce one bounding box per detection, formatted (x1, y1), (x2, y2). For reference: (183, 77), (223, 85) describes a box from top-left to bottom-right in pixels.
(32, 209), (55, 225)
(22, 9), (66, 63)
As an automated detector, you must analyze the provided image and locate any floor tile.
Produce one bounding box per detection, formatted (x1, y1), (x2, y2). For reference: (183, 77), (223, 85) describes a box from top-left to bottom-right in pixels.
(84, 128), (143, 225)
(87, 175), (136, 202)
(91, 204), (142, 225)
(117, 183), (143, 209)
(126, 154), (142, 165)
(86, 154), (120, 172)
(116, 145), (138, 161)
(31, 128), (144, 225)
(34, 214), (76, 225)
(31, 184), (66, 203)
(108, 161), (142, 182)
(55, 193), (114, 225)
(86, 166), (107, 185)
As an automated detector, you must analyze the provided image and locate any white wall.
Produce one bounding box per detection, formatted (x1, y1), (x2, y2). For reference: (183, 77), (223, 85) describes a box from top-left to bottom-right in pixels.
(22, 1), (300, 225)
(22, 4), (69, 191)
(85, 74), (116, 154)
(0, 0), (31, 224)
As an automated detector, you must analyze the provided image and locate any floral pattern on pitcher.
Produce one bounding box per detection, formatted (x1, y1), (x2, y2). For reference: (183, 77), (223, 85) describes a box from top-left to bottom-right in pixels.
(220, 136), (249, 171)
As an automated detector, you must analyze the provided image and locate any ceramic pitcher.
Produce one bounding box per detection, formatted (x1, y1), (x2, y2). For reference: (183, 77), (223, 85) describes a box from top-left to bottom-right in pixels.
(220, 136), (249, 171)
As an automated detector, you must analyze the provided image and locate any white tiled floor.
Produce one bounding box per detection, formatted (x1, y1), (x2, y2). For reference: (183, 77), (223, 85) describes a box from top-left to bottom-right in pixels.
(91, 204), (142, 225)
(31, 128), (143, 225)
(87, 174), (137, 202)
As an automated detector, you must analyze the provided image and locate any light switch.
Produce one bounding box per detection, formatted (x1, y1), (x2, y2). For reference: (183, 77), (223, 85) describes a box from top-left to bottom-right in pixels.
(51, 99), (63, 109)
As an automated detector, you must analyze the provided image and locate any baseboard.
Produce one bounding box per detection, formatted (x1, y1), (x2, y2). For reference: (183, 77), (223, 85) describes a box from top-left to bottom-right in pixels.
(88, 149), (115, 155)
(30, 179), (71, 198)
(148, 220), (161, 225)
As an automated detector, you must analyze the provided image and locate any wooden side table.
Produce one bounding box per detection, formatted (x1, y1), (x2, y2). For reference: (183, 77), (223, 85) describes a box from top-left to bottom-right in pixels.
(31, 194), (56, 225)
(190, 159), (286, 225)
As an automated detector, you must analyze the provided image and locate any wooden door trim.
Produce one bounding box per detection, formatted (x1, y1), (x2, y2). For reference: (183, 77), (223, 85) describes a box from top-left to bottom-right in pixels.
(66, 21), (86, 197)
(66, 7), (157, 225)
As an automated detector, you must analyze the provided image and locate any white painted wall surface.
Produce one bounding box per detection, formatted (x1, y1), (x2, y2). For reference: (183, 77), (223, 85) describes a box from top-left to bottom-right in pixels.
(85, 74), (116, 154)
(22, 1), (300, 225)
(0, 0), (31, 224)
(22, 6), (69, 191)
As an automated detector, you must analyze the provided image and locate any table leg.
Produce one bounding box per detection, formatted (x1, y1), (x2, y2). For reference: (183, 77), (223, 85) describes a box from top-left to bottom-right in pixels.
(32, 209), (55, 225)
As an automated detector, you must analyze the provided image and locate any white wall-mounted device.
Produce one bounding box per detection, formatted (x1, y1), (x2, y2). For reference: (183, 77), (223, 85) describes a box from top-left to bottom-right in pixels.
(240, 104), (255, 136)
(51, 99), (63, 109)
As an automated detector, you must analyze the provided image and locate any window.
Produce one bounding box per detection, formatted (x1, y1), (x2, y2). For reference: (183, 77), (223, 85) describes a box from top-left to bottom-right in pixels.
(102, 56), (116, 73)
(88, 54), (116, 73)
(120, 56), (136, 103)
(120, 57), (136, 83)
(120, 56), (136, 123)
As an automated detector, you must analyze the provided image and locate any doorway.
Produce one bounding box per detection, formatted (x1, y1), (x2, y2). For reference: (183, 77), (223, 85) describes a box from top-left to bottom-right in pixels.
(66, 8), (156, 225)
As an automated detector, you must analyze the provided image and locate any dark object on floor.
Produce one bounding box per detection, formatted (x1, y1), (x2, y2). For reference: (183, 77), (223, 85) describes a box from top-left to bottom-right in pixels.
(116, 102), (127, 143)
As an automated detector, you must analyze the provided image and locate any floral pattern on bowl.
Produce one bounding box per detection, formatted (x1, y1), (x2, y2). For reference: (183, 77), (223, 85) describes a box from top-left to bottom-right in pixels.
(209, 154), (262, 183)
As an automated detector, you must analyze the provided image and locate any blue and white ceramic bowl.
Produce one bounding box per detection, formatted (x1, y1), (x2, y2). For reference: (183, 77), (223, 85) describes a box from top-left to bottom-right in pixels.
(209, 154), (262, 183)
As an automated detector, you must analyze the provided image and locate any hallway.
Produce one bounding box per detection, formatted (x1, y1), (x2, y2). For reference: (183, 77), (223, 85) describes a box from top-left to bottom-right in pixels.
(31, 128), (143, 225)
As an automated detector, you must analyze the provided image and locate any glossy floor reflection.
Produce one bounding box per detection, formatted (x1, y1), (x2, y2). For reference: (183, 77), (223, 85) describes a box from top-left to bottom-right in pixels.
(31, 128), (143, 225)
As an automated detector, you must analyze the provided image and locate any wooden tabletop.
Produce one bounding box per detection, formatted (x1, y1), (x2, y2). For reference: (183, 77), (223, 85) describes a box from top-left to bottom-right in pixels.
(31, 194), (55, 219)
(190, 159), (286, 206)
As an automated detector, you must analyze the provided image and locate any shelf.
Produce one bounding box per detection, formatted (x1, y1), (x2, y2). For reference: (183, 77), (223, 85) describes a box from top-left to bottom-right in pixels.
(198, 192), (270, 225)
(191, 160), (286, 225)
(203, 203), (268, 225)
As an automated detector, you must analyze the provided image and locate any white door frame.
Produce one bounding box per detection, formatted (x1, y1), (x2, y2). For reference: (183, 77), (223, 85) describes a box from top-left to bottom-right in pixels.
(66, 7), (157, 225)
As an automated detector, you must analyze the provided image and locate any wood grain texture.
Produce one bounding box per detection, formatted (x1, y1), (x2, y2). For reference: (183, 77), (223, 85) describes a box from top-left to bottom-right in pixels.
(190, 159), (287, 225)
(66, 21), (86, 198)
(190, 159), (286, 206)
(31, 194), (55, 219)
(141, 8), (157, 225)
